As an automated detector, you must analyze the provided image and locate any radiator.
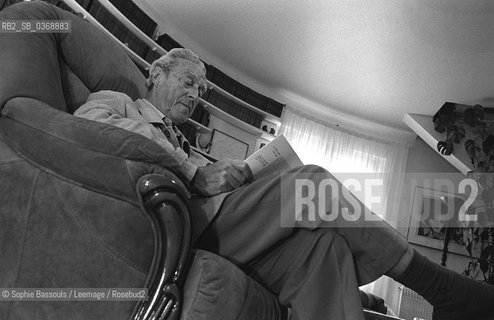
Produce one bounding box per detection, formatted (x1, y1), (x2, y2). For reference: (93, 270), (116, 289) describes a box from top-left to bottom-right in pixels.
(398, 286), (433, 320)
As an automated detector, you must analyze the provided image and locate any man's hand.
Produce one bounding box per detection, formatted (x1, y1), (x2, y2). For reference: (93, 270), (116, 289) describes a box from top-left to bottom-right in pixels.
(192, 158), (253, 196)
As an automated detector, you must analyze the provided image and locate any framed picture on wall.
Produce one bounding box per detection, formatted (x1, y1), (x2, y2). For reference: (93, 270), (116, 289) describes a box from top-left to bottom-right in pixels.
(208, 129), (249, 160)
(407, 187), (476, 257)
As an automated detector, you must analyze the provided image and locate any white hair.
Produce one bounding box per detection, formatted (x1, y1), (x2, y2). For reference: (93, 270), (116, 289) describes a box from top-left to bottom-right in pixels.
(147, 48), (206, 87)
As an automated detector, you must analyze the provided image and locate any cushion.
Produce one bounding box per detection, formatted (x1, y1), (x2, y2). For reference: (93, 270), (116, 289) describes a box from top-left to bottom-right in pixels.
(0, 97), (189, 190)
(0, 96), (194, 319)
(182, 250), (285, 320)
(0, 1), (147, 113)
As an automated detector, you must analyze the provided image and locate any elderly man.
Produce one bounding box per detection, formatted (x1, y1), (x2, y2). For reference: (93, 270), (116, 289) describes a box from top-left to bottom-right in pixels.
(75, 48), (493, 320)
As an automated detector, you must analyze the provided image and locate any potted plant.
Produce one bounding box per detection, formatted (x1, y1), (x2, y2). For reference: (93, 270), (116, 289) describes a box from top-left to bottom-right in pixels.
(433, 102), (494, 284)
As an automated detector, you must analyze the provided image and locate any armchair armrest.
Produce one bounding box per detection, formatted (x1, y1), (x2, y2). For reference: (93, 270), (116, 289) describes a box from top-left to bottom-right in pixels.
(132, 173), (192, 320)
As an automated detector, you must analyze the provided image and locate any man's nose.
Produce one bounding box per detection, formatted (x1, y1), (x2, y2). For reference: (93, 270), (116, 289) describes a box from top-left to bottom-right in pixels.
(187, 86), (199, 101)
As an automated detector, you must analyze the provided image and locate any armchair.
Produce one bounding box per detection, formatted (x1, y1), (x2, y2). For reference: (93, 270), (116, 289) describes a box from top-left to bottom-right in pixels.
(0, 2), (401, 320)
(0, 2), (283, 319)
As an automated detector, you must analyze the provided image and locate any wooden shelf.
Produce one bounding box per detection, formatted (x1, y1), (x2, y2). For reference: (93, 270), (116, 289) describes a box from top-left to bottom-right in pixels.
(403, 113), (472, 175)
(200, 99), (264, 136)
(89, 0), (281, 123)
(62, 0), (150, 71)
(97, 0), (164, 54)
(210, 86), (281, 124)
(187, 118), (212, 133)
(62, 0), (281, 131)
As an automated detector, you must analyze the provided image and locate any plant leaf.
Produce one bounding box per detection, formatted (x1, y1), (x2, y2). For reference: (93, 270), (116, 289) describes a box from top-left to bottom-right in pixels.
(433, 104), (456, 133)
(445, 126), (465, 143)
(465, 139), (481, 165)
(480, 245), (494, 260)
(464, 105), (485, 127)
(483, 135), (494, 156)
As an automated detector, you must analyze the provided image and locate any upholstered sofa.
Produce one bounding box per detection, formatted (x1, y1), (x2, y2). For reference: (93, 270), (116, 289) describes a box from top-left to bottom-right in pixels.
(0, 2), (285, 319)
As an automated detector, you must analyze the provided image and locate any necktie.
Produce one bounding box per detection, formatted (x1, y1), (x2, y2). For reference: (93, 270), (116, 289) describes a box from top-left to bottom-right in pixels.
(154, 122), (190, 156)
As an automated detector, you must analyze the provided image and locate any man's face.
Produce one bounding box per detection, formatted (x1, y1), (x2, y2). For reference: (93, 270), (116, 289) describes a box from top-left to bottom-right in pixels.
(153, 59), (207, 124)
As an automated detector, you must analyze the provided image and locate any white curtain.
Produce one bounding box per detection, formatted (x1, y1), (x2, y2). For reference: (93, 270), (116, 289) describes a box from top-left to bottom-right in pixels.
(280, 107), (410, 313)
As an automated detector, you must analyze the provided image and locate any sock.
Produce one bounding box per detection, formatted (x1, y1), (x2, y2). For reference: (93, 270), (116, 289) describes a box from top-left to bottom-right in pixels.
(395, 250), (494, 319)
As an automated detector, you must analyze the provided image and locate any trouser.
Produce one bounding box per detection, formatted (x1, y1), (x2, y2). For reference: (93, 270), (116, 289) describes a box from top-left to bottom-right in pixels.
(196, 165), (409, 319)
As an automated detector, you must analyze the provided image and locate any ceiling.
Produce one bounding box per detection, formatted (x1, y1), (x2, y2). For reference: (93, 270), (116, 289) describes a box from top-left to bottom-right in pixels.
(138, 0), (494, 135)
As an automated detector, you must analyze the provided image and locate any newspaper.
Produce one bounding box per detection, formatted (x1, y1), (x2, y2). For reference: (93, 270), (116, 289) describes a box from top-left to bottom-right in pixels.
(245, 134), (303, 180)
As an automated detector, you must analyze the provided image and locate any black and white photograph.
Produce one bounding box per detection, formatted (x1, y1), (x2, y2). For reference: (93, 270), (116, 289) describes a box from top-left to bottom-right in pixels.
(1, 1), (493, 320)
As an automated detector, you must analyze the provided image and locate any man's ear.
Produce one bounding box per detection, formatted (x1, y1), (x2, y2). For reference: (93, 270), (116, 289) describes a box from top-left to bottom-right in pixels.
(150, 66), (163, 86)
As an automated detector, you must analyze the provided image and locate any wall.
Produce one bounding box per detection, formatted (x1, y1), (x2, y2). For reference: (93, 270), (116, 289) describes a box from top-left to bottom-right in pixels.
(371, 137), (476, 318)
(399, 137), (475, 275)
